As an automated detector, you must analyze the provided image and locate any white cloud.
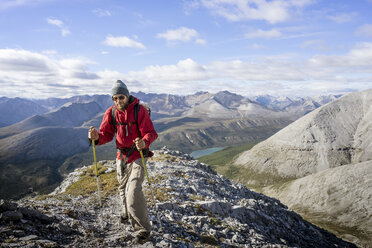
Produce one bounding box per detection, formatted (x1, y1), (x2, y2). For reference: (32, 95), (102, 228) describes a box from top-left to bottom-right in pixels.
(157, 27), (204, 44)
(47, 18), (70, 37)
(355, 24), (372, 37)
(128, 58), (208, 82)
(47, 18), (62, 26)
(1, 43), (372, 98)
(245, 28), (282, 39)
(327, 12), (357, 23)
(103, 35), (146, 49)
(0, 49), (107, 98)
(125, 42), (372, 95)
(0, 49), (56, 72)
(92, 9), (112, 17)
(197, 0), (315, 24)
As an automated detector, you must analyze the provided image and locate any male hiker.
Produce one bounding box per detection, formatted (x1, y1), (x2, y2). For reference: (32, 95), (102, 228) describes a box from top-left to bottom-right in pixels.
(88, 80), (158, 244)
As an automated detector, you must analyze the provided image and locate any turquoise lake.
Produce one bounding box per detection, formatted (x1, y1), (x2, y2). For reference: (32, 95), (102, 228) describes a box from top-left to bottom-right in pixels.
(190, 147), (225, 158)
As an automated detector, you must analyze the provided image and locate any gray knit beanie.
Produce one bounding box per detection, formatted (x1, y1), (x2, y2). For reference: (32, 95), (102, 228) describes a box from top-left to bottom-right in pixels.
(111, 80), (129, 97)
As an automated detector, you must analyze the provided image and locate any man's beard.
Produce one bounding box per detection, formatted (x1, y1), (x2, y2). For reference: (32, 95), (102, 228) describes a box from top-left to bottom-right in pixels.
(115, 101), (128, 111)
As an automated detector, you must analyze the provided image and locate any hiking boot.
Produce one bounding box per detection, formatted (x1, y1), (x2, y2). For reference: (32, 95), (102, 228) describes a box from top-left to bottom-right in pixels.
(119, 214), (129, 224)
(134, 232), (150, 244)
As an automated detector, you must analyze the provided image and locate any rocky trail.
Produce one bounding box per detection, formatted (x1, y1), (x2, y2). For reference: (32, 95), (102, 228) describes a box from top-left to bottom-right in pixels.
(0, 148), (357, 247)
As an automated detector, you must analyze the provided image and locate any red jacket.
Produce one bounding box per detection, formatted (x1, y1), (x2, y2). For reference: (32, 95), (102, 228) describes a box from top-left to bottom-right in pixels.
(97, 96), (158, 163)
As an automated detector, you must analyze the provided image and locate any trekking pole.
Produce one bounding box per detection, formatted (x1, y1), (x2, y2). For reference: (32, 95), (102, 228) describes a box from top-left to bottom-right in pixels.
(139, 150), (162, 228)
(92, 140), (102, 207)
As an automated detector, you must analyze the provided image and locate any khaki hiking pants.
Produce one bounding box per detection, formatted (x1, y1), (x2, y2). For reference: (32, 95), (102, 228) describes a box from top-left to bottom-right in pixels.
(116, 158), (151, 235)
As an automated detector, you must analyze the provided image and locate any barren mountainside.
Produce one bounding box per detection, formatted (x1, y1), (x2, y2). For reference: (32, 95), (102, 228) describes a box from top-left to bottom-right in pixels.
(263, 160), (372, 247)
(233, 89), (372, 247)
(235, 89), (372, 178)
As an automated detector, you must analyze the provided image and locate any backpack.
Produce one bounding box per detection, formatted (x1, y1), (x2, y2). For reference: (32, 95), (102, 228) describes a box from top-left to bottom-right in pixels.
(111, 102), (151, 136)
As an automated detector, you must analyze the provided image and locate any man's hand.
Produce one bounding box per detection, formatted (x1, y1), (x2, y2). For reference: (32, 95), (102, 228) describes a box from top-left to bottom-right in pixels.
(134, 137), (146, 150)
(88, 126), (99, 141)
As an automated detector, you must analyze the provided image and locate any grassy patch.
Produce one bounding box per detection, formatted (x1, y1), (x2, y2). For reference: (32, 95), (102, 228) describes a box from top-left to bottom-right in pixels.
(150, 174), (168, 184)
(149, 153), (179, 163)
(144, 187), (174, 204)
(298, 208), (371, 248)
(197, 142), (295, 191)
(189, 194), (204, 201)
(200, 234), (219, 246)
(198, 142), (257, 167)
(63, 164), (118, 198)
(208, 217), (222, 226)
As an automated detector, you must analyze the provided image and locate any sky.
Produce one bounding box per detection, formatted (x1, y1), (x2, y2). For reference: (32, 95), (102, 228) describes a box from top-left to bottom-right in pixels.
(0, 0), (372, 99)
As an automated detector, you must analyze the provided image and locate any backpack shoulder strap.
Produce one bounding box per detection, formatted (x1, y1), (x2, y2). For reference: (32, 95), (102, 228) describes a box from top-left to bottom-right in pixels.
(111, 107), (117, 133)
(133, 103), (150, 156)
(134, 103), (141, 135)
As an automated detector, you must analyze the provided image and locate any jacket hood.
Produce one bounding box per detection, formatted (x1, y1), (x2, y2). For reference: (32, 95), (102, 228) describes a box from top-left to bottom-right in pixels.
(127, 95), (140, 109)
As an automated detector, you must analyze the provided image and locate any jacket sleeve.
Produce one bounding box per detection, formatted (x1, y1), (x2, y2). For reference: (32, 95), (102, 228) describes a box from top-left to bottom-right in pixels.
(138, 105), (158, 148)
(97, 107), (116, 145)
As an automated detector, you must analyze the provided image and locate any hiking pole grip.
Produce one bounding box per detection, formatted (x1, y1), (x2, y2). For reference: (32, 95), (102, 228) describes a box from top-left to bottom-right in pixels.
(92, 140), (102, 207)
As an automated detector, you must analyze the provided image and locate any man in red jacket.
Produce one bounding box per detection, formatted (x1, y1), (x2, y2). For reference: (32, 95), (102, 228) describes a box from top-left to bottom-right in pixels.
(88, 80), (158, 244)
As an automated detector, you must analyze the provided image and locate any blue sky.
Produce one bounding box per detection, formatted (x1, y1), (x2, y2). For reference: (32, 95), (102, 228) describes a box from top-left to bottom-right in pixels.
(0, 0), (372, 99)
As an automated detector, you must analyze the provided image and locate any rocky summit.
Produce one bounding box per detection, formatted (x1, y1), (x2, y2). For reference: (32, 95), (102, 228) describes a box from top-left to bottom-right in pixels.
(0, 148), (356, 247)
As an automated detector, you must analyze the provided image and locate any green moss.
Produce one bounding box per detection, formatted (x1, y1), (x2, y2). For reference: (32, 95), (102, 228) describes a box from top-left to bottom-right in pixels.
(209, 217), (222, 226)
(150, 174), (167, 184)
(150, 154), (179, 162)
(176, 236), (192, 243)
(194, 203), (212, 216)
(189, 194), (204, 201)
(205, 178), (215, 185)
(4, 238), (16, 243)
(63, 164), (118, 199)
(200, 234), (218, 245)
(144, 187), (174, 204)
(84, 163), (107, 176)
(34, 194), (53, 201)
(298, 209), (371, 247)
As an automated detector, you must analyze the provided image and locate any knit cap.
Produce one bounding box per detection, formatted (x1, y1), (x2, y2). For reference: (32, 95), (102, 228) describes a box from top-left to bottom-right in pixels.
(111, 80), (129, 97)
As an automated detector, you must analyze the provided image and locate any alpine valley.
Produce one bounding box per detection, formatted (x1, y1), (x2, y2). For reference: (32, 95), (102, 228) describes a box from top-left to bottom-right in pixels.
(0, 91), (338, 200)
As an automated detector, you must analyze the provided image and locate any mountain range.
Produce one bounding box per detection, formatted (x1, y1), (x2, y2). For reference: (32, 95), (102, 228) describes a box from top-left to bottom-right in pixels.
(0, 91), (338, 199)
(0, 91), (339, 127)
(233, 89), (372, 247)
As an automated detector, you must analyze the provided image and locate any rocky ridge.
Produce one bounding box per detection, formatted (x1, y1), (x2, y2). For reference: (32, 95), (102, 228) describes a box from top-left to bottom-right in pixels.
(0, 148), (356, 247)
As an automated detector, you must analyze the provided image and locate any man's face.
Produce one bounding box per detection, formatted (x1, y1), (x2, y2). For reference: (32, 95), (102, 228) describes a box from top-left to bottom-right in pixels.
(112, 94), (129, 111)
